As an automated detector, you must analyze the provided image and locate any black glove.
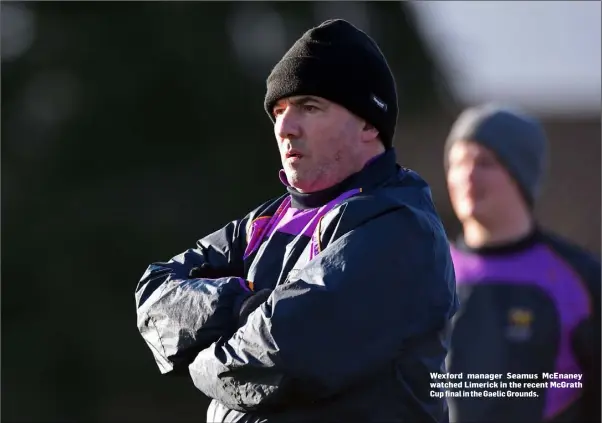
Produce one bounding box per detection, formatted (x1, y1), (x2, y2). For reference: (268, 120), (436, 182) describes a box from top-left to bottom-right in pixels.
(236, 288), (272, 327)
(188, 263), (230, 279)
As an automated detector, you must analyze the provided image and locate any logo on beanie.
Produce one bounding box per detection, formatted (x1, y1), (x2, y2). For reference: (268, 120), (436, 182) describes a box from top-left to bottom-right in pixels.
(371, 94), (387, 112)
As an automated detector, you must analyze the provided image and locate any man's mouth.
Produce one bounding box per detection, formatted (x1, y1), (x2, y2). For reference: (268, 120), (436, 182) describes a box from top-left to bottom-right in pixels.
(285, 150), (303, 160)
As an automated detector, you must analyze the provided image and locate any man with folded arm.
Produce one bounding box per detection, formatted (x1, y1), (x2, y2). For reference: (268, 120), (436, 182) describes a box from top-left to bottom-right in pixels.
(135, 19), (458, 422)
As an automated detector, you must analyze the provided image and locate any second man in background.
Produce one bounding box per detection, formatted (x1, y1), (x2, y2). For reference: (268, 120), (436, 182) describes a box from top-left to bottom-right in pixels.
(444, 104), (600, 423)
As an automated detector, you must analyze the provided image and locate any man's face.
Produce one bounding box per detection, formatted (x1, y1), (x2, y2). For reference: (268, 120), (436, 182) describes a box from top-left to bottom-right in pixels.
(446, 140), (524, 225)
(273, 95), (372, 193)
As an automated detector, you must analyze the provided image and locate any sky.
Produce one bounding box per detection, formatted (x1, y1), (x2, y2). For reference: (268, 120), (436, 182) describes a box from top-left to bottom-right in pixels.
(410, 1), (601, 116)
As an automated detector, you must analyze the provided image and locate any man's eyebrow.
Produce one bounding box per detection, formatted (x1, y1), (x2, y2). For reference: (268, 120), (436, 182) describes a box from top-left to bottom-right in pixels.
(289, 96), (325, 106)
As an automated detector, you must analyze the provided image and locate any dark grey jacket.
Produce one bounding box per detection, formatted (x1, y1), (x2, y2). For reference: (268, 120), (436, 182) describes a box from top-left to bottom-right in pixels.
(135, 150), (458, 422)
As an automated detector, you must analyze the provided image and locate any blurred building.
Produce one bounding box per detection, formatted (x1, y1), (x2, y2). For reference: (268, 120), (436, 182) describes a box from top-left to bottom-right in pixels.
(403, 1), (601, 254)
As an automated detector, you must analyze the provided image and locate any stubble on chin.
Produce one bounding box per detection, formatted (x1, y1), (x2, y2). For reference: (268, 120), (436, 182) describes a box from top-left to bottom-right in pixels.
(284, 166), (307, 190)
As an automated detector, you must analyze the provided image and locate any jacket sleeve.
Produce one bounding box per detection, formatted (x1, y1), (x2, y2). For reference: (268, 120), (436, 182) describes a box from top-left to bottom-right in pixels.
(188, 206), (457, 412)
(135, 217), (254, 375)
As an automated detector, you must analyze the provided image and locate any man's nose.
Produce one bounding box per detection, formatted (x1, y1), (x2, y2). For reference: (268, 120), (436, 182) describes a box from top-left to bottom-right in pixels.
(275, 108), (301, 140)
(462, 166), (482, 187)
(466, 170), (479, 184)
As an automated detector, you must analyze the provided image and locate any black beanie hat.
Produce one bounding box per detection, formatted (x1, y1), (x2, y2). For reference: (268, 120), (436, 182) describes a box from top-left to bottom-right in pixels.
(264, 19), (399, 149)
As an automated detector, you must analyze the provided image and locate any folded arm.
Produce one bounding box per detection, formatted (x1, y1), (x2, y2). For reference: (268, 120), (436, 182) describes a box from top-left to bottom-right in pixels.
(135, 218), (253, 374)
(189, 206), (457, 412)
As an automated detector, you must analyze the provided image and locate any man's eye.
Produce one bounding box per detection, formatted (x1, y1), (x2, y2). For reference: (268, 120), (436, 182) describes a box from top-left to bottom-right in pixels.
(273, 108), (284, 117)
(302, 104), (318, 112)
(476, 159), (495, 168)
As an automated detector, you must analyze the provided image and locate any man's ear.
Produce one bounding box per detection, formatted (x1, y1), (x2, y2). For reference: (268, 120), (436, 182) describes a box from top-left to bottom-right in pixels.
(361, 122), (379, 142)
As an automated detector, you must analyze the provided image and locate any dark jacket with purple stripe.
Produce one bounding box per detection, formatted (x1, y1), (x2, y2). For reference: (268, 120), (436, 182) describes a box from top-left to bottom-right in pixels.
(135, 149), (459, 422)
(447, 230), (601, 422)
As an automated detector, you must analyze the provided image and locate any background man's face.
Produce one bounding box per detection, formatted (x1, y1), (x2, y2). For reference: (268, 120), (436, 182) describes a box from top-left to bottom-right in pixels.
(273, 95), (367, 193)
(446, 140), (525, 225)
